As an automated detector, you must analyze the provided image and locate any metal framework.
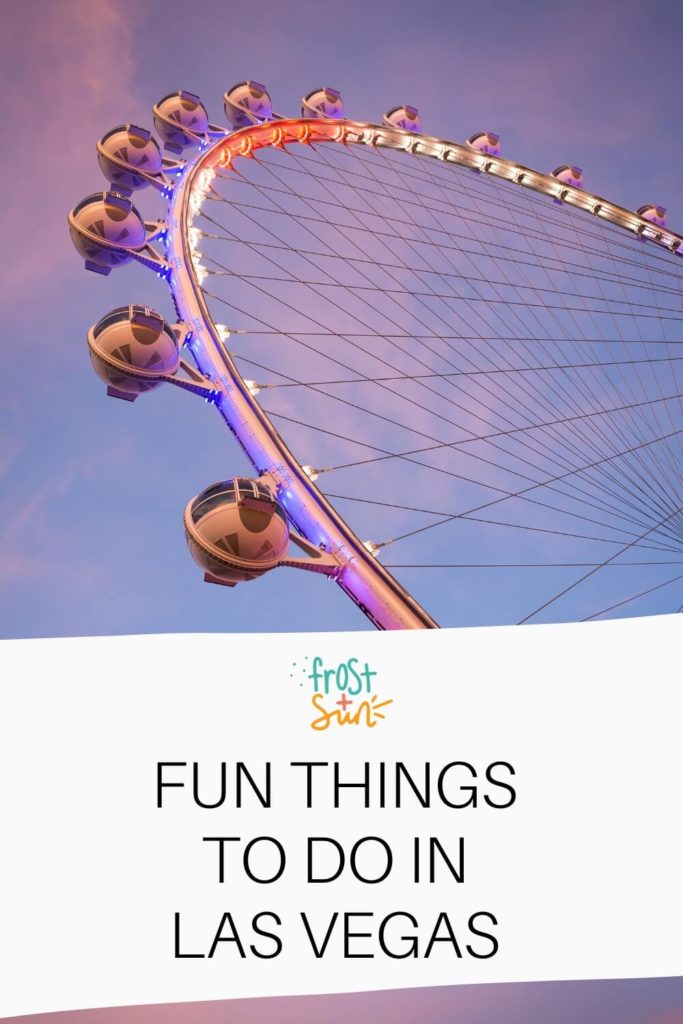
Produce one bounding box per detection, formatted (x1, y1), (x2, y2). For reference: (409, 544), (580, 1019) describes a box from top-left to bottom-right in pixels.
(168, 122), (445, 629)
(70, 104), (683, 630)
(164, 116), (683, 629)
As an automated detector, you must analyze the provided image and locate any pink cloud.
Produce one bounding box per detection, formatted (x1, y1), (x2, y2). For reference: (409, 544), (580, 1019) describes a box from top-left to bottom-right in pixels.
(0, 0), (145, 299)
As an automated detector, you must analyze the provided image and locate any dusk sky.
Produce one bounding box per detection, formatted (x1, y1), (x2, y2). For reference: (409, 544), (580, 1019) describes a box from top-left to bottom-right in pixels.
(5, 978), (683, 1024)
(2, 0), (683, 638)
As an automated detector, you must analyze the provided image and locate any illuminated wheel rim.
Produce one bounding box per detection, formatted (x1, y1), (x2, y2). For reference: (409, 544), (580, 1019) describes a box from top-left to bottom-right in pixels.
(167, 122), (447, 629)
(164, 118), (683, 629)
(72, 107), (683, 630)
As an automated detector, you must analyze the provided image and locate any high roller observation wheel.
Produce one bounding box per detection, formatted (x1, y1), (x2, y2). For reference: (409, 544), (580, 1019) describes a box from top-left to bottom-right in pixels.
(70, 90), (683, 631)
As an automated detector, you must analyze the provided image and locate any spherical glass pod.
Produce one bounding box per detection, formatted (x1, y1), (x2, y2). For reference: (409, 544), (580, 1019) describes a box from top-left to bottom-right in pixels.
(301, 87), (344, 119)
(637, 204), (667, 228)
(384, 105), (421, 132)
(466, 131), (501, 156)
(224, 81), (272, 128)
(184, 478), (290, 584)
(97, 125), (164, 193)
(87, 306), (180, 396)
(551, 164), (584, 188)
(153, 91), (209, 153)
(68, 192), (146, 274)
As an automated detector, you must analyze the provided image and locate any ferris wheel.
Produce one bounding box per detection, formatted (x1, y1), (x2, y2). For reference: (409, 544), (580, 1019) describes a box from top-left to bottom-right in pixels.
(69, 83), (683, 630)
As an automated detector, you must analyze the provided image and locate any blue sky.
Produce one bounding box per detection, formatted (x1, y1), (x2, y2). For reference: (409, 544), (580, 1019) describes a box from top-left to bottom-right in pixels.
(2, 0), (683, 638)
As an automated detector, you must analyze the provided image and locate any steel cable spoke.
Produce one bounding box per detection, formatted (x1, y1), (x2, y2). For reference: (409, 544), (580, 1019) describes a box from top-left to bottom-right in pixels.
(199, 131), (683, 623)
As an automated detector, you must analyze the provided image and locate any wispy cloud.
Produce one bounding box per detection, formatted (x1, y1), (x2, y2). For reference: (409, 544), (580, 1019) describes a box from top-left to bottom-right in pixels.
(0, 0), (144, 299)
(0, 440), (132, 588)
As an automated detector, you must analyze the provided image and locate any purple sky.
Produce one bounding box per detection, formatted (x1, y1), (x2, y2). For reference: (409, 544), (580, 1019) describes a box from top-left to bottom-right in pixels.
(2, 0), (683, 638)
(4, 978), (683, 1024)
